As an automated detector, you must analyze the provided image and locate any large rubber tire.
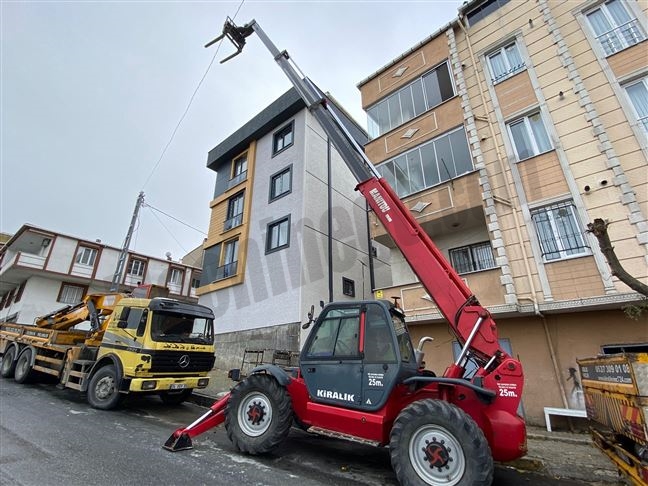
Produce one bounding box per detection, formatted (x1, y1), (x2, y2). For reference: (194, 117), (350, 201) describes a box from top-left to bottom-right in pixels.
(1, 346), (18, 378)
(159, 389), (192, 405)
(224, 373), (293, 455)
(14, 348), (35, 384)
(390, 399), (493, 486)
(87, 365), (122, 410)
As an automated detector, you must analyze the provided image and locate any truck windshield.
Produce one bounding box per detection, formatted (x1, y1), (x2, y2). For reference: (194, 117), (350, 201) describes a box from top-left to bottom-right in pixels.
(150, 312), (214, 345)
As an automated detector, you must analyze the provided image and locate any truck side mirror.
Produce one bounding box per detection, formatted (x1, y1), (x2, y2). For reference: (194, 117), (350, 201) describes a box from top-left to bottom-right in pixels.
(117, 320), (128, 329)
(119, 307), (130, 321)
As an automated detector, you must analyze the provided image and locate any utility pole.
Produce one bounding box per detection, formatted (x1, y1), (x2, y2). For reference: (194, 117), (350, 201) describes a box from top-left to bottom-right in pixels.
(110, 191), (145, 291)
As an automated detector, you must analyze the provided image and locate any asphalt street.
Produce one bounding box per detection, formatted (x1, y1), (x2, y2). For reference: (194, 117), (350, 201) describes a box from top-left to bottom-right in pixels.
(0, 377), (606, 486)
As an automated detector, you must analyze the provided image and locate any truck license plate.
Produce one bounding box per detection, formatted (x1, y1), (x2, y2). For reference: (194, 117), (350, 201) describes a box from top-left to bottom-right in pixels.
(170, 383), (186, 390)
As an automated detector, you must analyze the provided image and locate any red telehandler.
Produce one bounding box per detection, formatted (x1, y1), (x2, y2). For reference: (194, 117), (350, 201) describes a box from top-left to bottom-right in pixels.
(165, 18), (526, 485)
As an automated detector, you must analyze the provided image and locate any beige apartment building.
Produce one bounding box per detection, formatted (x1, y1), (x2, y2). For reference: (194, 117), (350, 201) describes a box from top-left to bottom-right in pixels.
(358, 0), (647, 425)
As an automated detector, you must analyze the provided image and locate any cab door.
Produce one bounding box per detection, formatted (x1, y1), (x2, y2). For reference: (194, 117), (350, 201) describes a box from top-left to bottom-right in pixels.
(300, 304), (363, 409)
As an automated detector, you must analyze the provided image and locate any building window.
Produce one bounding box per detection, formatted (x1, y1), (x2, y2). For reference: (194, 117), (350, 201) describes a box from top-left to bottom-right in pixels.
(624, 77), (648, 132)
(273, 122), (294, 155)
(127, 258), (146, 278)
(229, 154), (248, 188)
(14, 282), (26, 303)
(224, 191), (245, 230)
(266, 216), (290, 253)
(466, 0), (511, 26)
(487, 42), (525, 83)
(531, 201), (589, 261)
(216, 238), (238, 280)
(586, 0), (646, 56)
(376, 127), (473, 198)
(507, 111), (552, 161)
(75, 246), (97, 266)
(342, 277), (355, 297)
(191, 276), (201, 289)
(58, 283), (86, 304)
(366, 62), (454, 139)
(168, 268), (184, 286)
(449, 242), (496, 274)
(270, 166), (292, 201)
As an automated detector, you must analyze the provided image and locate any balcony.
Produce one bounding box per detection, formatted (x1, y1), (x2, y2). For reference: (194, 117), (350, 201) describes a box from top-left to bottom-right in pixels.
(214, 261), (238, 281)
(374, 268), (505, 320)
(224, 213), (243, 231)
(0, 251), (46, 276)
(228, 171), (247, 190)
(370, 171), (483, 247)
(596, 19), (646, 56)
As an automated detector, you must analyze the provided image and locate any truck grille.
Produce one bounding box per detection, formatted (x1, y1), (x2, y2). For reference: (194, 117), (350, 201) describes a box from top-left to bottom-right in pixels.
(149, 351), (215, 373)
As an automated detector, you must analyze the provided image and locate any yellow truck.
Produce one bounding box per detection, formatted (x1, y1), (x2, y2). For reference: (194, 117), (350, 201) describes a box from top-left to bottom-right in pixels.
(0, 288), (215, 409)
(578, 346), (648, 485)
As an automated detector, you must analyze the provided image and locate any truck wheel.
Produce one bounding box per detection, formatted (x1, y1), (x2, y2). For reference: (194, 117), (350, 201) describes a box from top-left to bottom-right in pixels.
(159, 389), (192, 405)
(1, 346), (18, 378)
(225, 373), (292, 455)
(14, 348), (35, 384)
(87, 365), (122, 410)
(390, 399), (493, 486)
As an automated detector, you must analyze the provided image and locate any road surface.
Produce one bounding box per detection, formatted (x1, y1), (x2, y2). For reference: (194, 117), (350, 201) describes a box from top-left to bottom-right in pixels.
(0, 377), (595, 485)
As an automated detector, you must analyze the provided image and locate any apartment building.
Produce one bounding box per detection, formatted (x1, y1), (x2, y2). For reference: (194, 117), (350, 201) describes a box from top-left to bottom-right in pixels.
(0, 224), (202, 325)
(357, 0), (647, 425)
(197, 88), (374, 369)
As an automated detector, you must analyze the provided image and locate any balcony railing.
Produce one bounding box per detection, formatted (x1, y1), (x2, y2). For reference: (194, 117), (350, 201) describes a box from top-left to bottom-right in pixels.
(224, 213), (243, 231)
(228, 171), (247, 189)
(596, 19), (646, 56)
(214, 261), (238, 281)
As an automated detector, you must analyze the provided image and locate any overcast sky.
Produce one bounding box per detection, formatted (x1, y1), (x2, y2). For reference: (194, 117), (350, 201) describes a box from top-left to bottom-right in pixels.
(1, 0), (463, 260)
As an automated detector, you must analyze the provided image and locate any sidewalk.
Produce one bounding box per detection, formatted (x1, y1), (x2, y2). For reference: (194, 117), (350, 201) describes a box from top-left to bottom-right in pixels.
(189, 368), (623, 485)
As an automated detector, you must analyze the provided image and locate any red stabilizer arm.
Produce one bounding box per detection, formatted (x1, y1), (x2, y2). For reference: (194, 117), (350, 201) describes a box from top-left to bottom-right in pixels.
(163, 394), (230, 451)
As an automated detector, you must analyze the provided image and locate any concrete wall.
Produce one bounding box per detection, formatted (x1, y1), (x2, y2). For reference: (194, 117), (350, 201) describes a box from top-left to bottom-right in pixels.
(212, 322), (301, 371)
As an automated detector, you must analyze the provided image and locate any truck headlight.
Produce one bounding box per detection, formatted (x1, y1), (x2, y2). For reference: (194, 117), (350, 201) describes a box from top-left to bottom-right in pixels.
(197, 378), (209, 388)
(142, 380), (157, 390)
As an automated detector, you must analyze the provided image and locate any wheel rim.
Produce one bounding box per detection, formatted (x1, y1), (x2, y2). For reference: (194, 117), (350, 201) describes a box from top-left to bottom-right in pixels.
(408, 424), (466, 486)
(95, 375), (115, 400)
(238, 391), (273, 437)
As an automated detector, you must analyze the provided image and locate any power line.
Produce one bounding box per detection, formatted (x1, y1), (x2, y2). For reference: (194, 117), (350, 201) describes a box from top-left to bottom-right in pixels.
(141, 0), (247, 190)
(144, 202), (207, 236)
(147, 206), (190, 255)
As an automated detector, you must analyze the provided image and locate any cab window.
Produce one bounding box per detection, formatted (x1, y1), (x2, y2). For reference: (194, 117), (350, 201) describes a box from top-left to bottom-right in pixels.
(306, 307), (360, 358)
(392, 313), (414, 363)
(364, 304), (397, 363)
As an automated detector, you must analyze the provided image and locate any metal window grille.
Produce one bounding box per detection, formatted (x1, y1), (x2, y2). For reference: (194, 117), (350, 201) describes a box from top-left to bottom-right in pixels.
(531, 201), (588, 261)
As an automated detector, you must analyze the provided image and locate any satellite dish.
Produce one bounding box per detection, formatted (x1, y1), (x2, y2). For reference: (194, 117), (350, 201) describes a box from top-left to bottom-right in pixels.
(165, 252), (172, 260)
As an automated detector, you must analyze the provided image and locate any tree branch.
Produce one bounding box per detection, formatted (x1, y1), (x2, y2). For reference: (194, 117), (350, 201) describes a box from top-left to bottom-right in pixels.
(587, 218), (648, 297)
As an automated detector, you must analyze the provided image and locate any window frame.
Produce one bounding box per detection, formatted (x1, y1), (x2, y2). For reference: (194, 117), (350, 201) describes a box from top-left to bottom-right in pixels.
(366, 61), (455, 139)
(225, 191), (245, 231)
(168, 267), (184, 286)
(375, 126), (474, 198)
(269, 165), (293, 202)
(486, 41), (525, 83)
(126, 257), (146, 278)
(530, 200), (589, 262)
(342, 277), (355, 297)
(272, 121), (295, 156)
(57, 282), (88, 305)
(266, 215), (291, 254)
(623, 76), (648, 133)
(506, 110), (553, 161)
(585, 0), (646, 57)
(229, 153), (248, 189)
(449, 241), (497, 275)
(75, 246), (98, 267)
(216, 238), (239, 279)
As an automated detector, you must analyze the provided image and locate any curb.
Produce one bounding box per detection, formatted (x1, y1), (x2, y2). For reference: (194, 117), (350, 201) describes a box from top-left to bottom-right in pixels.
(187, 391), (227, 408)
